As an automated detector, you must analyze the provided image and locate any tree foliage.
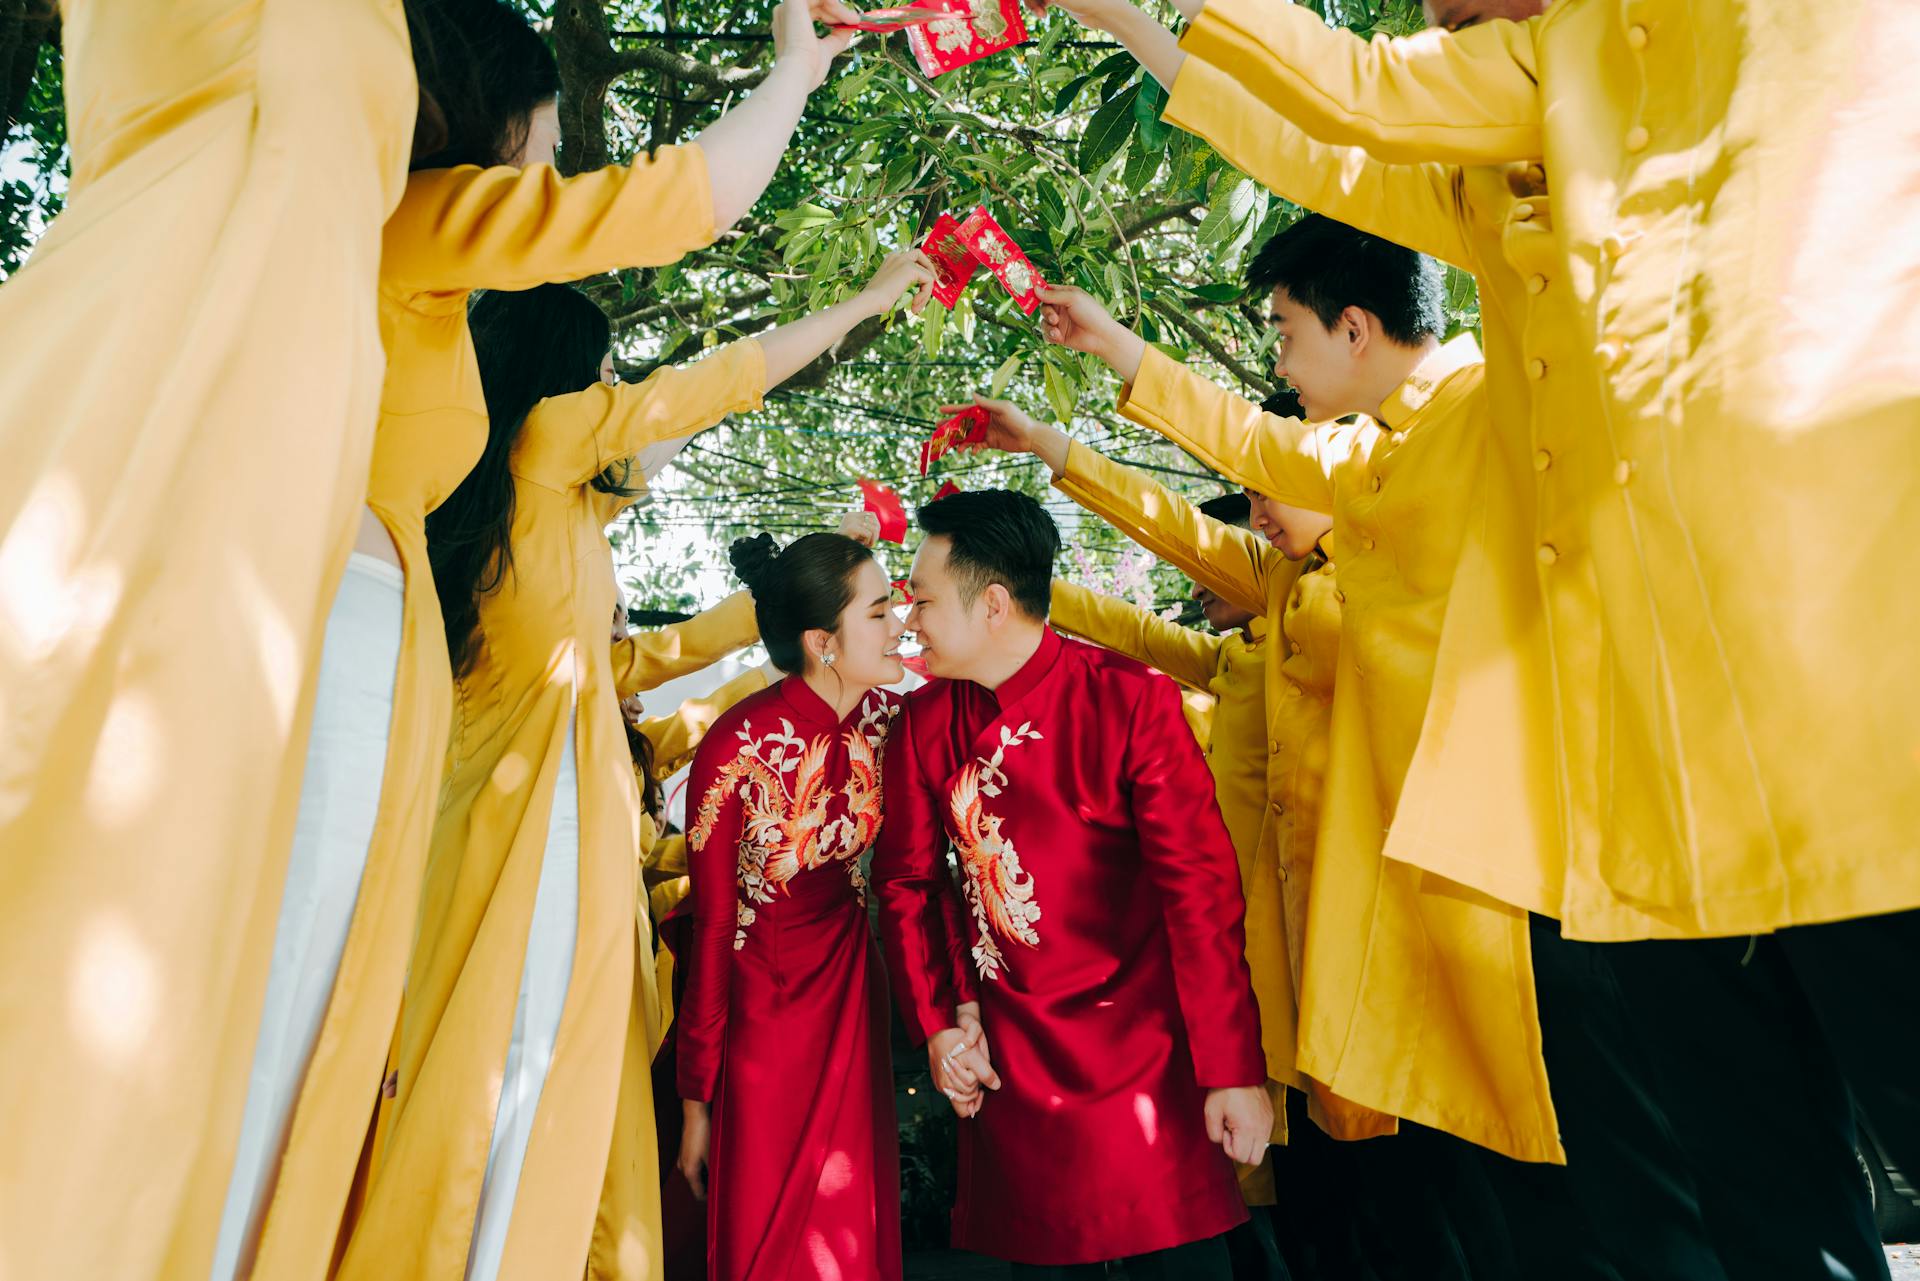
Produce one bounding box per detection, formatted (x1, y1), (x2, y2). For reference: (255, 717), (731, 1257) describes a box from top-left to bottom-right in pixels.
(0, 0), (1474, 612)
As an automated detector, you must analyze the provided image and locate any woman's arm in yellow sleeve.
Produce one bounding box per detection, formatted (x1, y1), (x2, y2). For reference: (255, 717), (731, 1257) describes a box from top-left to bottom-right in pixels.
(383, 149), (719, 294)
(1163, 59), (1476, 271)
(612, 590), (760, 699)
(636, 665), (774, 781)
(1115, 348), (1338, 515)
(1051, 581), (1223, 691)
(515, 339), (768, 491)
(1051, 441), (1284, 621)
(1178, 0), (1543, 166)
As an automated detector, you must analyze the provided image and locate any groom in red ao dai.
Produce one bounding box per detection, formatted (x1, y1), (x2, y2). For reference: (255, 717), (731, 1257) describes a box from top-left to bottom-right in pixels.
(873, 489), (1270, 1274)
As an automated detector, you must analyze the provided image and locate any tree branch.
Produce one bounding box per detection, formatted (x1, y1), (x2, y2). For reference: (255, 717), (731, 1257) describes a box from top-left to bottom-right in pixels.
(1147, 299), (1275, 398)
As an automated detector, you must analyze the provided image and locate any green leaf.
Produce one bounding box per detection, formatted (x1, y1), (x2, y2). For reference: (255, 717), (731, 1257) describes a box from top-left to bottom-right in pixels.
(1079, 81), (1140, 173)
(1133, 78), (1170, 150)
(989, 354), (1024, 398)
(1051, 71), (1095, 114)
(1044, 358), (1077, 424)
(1121, 134), (1163, 192)
(1184, 281), (1245, 303)
(922, 304), (946, 360)
(1196, 175), (1259, 244)
(1035, 181), (1069, 231)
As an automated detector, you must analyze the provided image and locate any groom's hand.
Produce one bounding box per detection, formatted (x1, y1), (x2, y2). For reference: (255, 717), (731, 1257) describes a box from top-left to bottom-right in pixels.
(1205, 1085), (1274, 1166)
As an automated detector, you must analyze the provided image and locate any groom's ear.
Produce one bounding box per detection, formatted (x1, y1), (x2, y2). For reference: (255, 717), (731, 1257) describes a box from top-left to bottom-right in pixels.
(980, 582), (1016, 631)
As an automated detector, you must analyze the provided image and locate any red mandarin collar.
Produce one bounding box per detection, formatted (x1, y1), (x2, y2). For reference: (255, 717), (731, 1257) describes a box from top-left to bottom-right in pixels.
(775, 673), (874, 728)
(985, 625), (1063, 711)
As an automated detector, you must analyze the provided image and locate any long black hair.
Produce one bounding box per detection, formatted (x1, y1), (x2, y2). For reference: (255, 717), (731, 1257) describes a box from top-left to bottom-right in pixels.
(728, 532), (875, 675)
(405, 0), (560, 170)
(430, 283), (635, 674)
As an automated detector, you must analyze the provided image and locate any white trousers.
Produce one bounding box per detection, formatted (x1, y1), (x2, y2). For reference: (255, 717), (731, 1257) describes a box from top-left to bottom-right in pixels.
(210, 553), (404, 1281)
(466, 713), (581, 1280)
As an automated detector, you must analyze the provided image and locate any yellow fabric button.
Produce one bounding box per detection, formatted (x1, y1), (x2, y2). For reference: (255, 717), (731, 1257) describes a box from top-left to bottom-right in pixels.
(1333, 590), (1346, 604)
(1268, 739), (1280, 754)
(1513, 201), (1536, 222)
(1537, 544), (1560, 567)
(1270, 801), (1285, 817)
(1370, 475), (1382, 493)
(1625, 126), (1650, 153)
(1597, 342), (1625, 370)
(1533, 449), (1553, 472)
(1604, 234), (1629, 260)
(1360, 535), (1376, 551)
(1614, 459), (1635, 485)
(1527, 274), (1548, 295)
(1290, 642), (1302, 656)
(1389, 431), (1407, 446)
(1627, 23), (1649, 49)
(1528, 357), (1548, 380)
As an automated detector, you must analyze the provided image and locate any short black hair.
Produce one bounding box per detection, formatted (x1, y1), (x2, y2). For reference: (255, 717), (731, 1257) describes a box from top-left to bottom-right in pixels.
(1197, 492), (1251, 528)
(1246, 213), (1445, 346)
(916, 489), (1060, 621)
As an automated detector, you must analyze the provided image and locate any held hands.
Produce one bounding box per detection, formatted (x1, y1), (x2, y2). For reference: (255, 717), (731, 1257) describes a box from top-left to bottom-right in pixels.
(772, 0), (859, 89)
(937, 396), (1071, 476)
(1038, 285), (1148, 382)
(1203, 1085), (1275, 1168)
(836, 509), (883, 547)
(677, 1099), (713, 1200)
(862, 249), (940, 317)
(929, 1003), (1001, 1118)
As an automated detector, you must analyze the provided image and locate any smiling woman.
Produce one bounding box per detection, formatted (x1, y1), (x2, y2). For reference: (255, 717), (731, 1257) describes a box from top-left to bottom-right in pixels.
(671, 522), (907, 1281)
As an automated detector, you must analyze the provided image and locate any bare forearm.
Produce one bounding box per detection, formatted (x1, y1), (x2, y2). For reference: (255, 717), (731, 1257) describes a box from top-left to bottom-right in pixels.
(694, 58), (815, 229)
(1103, 1), (1188, 90)
(758, 290), (885, 388)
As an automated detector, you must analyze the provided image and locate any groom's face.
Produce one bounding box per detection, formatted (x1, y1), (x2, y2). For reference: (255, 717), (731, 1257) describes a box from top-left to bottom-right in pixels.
(904, 535), (991, 682)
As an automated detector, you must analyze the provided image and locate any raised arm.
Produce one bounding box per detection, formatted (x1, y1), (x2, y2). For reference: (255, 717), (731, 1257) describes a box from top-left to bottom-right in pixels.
(634, 665), (774, 781)
(1050, 581), (1222, 691)
(1116, 346), (1342, 513)
(612, 591), (760, 699)
(1124, 674), (1266, 1088)
(517, 340), (768, 491)
(1176, 0), (1542, 166)
(871, 699), (977, 1046)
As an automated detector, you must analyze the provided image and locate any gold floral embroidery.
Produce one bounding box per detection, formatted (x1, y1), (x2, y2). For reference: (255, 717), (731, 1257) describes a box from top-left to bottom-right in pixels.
(949, 721), (1044, 980)
(689, 700), (895, 949)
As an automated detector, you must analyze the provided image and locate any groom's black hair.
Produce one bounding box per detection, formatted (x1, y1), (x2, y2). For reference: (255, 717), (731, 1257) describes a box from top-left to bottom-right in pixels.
(916, 489), (1060, 621)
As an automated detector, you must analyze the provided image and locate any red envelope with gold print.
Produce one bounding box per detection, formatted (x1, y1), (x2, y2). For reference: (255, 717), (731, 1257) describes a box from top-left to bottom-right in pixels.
(919, 213), (983, 309)
(919, 404), (990, 475)
(956, 206), (1047, 314)
(906, 0), (1028, 77)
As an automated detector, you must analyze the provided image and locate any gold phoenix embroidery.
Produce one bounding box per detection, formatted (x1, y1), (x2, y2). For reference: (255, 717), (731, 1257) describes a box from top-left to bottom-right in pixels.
(950, 720), (1044, 980)
(691, 703), (895, 949)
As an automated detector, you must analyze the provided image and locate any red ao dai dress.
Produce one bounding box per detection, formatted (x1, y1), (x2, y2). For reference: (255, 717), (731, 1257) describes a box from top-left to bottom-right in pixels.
(678, 677), (904, 1281)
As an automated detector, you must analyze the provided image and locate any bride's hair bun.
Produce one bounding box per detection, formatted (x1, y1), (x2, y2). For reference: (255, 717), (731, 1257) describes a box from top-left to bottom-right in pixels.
(728, 532), (781, 592)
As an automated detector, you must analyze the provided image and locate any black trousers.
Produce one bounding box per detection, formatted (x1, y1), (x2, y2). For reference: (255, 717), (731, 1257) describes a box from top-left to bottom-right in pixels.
(1008, 1233), (1235, 1280)
(1264, 1090), (1381, 1281)
(1494, 914), (1729, 1281)
(1348, 1119), (1521, 1281)
(1605, 914), (1906, 1281)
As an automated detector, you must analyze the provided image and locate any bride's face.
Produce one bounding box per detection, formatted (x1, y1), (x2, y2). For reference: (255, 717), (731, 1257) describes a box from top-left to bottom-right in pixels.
(815, 557), (906, 688)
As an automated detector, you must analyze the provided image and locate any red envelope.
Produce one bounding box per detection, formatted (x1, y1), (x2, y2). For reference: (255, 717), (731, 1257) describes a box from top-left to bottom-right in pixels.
(957, 206), (1047, 314)
(934, 480), (961, 500)
(905, 0), (1027, 77)
(919, 405), (989, 475)
(919, 213), (982, 310)
(857, 478), (908, 544)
